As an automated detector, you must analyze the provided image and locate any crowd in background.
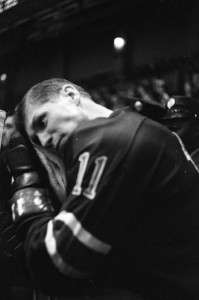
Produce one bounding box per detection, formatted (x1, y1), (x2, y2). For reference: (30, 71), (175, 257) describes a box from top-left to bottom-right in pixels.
(82, 74), (171, 110)
(78, 54), (199, 111)
(80, 72), (199, 110)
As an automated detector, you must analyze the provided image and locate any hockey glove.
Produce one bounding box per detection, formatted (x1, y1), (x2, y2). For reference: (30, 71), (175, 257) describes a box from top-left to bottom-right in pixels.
(7, 132), (54, 238)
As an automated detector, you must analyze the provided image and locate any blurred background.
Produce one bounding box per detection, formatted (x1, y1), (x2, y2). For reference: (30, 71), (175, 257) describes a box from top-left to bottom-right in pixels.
(0, 0), (199, 111)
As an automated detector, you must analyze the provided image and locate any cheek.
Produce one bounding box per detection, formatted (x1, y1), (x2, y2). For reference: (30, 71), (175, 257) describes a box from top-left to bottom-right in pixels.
(51, 116), (68, 134)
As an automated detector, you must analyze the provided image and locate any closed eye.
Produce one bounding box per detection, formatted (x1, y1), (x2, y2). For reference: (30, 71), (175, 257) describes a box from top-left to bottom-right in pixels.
(33, 114), (47, 132)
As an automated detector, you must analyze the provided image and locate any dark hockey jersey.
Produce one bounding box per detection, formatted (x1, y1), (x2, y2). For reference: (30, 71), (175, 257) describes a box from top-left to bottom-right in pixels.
(25, 107), (199, 299)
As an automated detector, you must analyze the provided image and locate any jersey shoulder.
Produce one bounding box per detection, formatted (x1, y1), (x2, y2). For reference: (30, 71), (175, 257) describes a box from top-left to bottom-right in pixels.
(63, 107), (146, 165)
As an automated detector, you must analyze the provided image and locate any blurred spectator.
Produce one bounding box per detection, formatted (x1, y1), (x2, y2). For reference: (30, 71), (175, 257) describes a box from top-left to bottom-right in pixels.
(136, 82), (153, 103)
(151, 78), (170, 105)
(119, 94), (166, 123)
(160, 95), (199, 168)
(184, 80), (193, 97)
(1, 111), (16, 153)
(192, 73), (199, 99)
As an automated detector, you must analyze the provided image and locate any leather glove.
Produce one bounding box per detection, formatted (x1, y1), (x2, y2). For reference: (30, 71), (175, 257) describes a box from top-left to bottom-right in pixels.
(0, 152), (29, 286)
(7, 132), (54, 238)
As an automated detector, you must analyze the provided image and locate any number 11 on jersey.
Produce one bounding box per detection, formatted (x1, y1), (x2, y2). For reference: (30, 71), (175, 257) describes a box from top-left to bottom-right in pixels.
(72, 152), (107, 200)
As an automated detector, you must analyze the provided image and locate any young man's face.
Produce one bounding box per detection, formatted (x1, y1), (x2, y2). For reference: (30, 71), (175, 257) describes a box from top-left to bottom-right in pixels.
(26, 94), (88, 153)
(2, 115), (16, 152)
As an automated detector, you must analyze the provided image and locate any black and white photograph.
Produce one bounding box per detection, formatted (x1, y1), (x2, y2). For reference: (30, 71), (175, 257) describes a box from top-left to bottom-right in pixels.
(0, 1), (199, 299)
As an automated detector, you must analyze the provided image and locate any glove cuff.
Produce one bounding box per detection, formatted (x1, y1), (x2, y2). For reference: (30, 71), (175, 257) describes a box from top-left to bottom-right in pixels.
(10, 187), (54, 222)
(11, 171), (42, 194)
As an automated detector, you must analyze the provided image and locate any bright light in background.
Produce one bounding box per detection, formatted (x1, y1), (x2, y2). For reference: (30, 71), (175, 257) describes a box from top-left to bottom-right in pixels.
(114, 37), (126, 51)
(0, 0), (18, 14)
(0, 73), (7, 82)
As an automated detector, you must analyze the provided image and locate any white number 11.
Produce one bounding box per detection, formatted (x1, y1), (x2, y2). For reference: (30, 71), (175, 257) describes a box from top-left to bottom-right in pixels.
(72, 152), (107, 200)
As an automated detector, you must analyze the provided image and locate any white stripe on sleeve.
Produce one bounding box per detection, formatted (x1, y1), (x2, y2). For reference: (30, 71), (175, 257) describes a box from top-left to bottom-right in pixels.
(45, 220), (90, 278)
(44, 211), (112, 278)
(54, 211), (112, 254)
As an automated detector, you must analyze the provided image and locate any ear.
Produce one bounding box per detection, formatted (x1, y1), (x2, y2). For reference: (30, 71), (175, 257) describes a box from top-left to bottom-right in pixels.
(61, 84), (80, 105)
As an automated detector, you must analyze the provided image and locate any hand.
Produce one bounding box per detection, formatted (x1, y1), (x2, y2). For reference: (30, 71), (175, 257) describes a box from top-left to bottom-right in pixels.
(7, 132), (54, 238)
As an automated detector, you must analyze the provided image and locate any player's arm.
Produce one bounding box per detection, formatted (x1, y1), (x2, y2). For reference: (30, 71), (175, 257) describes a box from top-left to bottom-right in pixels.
(25, 153), (114, 293)
(7, 133), (115, 294)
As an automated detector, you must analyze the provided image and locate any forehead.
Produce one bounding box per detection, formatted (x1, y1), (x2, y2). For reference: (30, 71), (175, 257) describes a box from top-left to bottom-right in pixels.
(25, 102), (45, 137)
(25, 99), (60, 136)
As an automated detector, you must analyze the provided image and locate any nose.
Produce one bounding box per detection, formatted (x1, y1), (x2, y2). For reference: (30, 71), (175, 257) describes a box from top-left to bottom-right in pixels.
(37, 132), (53, 149)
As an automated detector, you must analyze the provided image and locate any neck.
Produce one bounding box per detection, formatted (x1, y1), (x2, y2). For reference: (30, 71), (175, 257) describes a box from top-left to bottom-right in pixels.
(82, 97), (113, 120)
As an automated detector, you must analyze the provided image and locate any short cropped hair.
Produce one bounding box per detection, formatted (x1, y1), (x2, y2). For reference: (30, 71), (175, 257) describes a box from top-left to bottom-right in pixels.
(15, 78), (91, 134)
